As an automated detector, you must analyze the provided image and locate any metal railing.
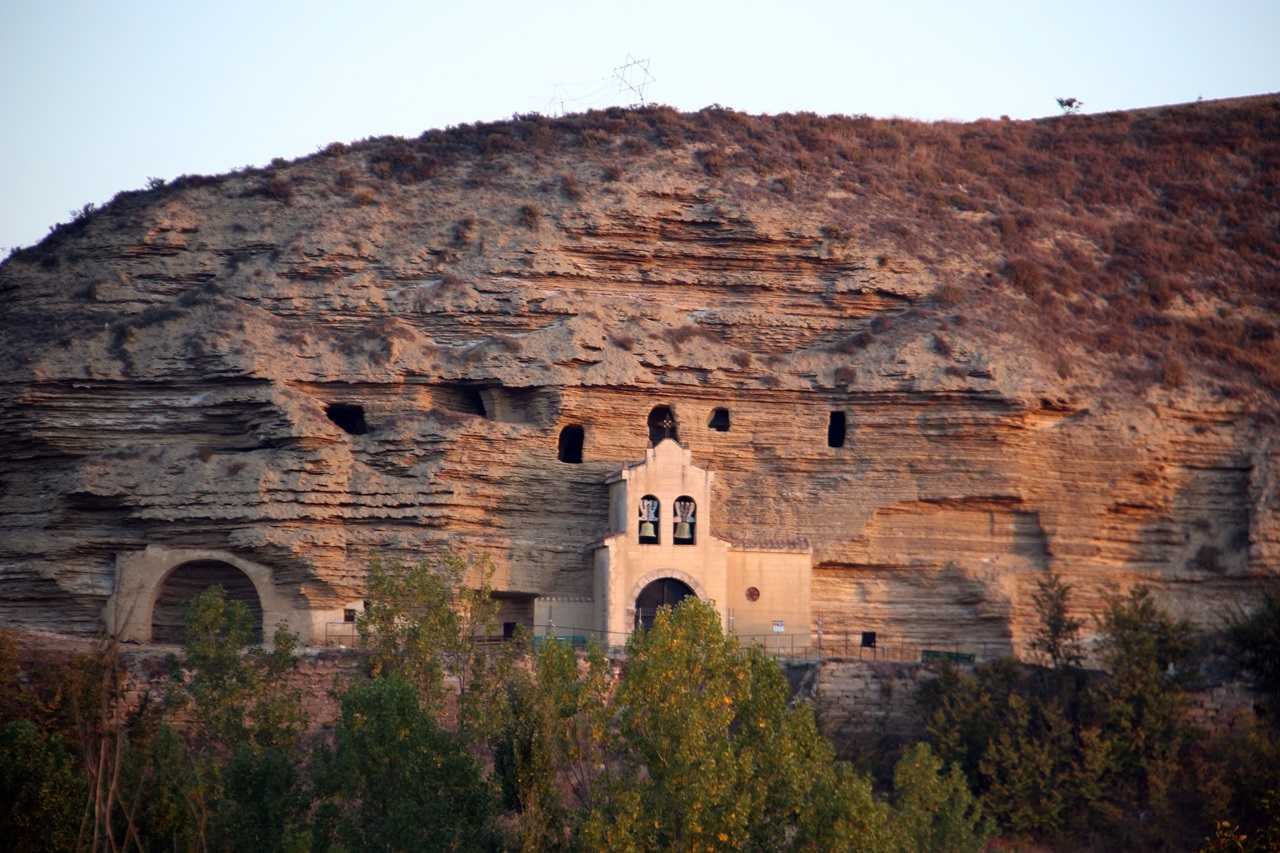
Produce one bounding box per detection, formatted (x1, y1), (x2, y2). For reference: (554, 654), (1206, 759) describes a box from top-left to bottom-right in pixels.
(323, 621), (359, 647)
(320, 621), (1006, 666)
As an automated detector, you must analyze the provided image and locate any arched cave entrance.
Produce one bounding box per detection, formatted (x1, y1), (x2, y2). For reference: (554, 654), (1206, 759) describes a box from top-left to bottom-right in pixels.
(634, 577), (696, 630)
(558, 424), (584, 463)
(151, 560), (264, 645)
(647, 405), (678, 446)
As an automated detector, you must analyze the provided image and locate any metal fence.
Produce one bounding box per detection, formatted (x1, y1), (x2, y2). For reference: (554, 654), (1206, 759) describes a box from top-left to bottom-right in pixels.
(323, 621), (359, 647)
(322, 620), (1005, 666)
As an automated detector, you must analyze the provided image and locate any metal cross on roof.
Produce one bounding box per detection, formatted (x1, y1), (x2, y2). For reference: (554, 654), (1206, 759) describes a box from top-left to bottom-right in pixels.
(661, 415), (675, 439)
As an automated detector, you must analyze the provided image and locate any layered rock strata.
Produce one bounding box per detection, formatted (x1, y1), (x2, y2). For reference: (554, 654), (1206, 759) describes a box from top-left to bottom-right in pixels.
(1, 99), (1277, 652)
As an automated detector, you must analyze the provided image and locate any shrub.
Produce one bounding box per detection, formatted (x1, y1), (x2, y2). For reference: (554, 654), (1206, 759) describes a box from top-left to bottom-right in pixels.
(1007, 258), (1043, 296)
(1163, 356), (1188, 389)
(452, 217), (477, 247)
(661, 324), (720, 351)
(333, 168), (356, 194)
(560, 173), (583, 200)
(935, 281), (963, 307)
(697, 147), (726, 176)
(263, 175), (293, 204)
(518, 204), (542, 229)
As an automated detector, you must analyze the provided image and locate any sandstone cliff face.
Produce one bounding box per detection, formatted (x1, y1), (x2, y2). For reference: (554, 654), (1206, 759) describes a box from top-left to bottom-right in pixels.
(1, 100), (1277, 650)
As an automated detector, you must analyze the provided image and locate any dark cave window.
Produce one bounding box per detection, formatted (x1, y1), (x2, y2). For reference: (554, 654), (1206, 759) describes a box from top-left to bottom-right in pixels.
(558, 425), (584, 463)
(648, 405), (678, 445)
(326, 404), (369, 435)
(708, 408), (730, 432)
(827, 411), (846, 448)
(462, 387), (487, 418)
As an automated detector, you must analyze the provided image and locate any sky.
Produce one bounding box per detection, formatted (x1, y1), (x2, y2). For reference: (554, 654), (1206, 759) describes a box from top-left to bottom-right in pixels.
(2, 0), (1277, 254)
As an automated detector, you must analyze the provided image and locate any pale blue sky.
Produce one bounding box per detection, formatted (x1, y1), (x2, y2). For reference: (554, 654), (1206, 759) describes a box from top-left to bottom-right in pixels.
(2, 0), (1276, 253)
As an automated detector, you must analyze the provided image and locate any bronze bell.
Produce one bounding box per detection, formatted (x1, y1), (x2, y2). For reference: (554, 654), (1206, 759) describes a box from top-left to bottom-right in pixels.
(640, 520), (657, 538)
(674, 521), (693, 540)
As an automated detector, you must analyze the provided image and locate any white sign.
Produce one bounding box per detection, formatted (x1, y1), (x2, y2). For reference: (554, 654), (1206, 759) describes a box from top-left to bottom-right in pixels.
(772, 620), (785, 633)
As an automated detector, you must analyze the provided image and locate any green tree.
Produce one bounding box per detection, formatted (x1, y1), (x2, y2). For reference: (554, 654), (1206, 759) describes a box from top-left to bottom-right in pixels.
(976, 693), (1072, 837)
(490, 636), (611, 852)
(1093, 584), (1194, 824)
(0, 721), (85, 853)
(1225, 590), (1280, 709)
(1029, 571), (1084, 669)
(891, 742), (992, 853)
(314, 550), (506, 851)
(147, 585), (308, 852)
(581, 598), (893, 852)
(358, 551), (502, 730)
(312, 673), (496, 853)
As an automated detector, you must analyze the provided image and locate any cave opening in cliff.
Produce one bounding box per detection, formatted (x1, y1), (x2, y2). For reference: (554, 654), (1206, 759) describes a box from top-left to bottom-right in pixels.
(828, 411), (847, 448)
(462, 387), (487, 418)
(648, 405), (678, 445)
(326, 404), (369, 435)
(151, 560), (263, 644)
(634, 577), (695, 630)
(558, 424), (584, 463)
(708, 408), (730, 431)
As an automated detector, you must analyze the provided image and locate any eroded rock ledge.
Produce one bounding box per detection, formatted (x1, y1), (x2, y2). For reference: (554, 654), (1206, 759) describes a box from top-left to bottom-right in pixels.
(1, 100), (1277, 651)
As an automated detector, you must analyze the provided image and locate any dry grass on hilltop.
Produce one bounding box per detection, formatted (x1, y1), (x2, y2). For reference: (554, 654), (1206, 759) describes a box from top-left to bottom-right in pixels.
(11, 98), (1280, 401)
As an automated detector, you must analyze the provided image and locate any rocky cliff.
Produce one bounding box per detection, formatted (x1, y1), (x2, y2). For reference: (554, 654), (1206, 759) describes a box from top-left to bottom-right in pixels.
(2, 98), (1277, 650)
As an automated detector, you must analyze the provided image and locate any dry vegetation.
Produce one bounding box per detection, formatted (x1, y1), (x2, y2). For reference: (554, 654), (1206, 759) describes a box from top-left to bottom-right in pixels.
(12, 98), (1280, 397)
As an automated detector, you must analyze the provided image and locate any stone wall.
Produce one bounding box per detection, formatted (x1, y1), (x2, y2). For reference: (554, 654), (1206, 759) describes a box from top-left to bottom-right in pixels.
(806, 658), (1265, 757)
(809, 660), (931, 753)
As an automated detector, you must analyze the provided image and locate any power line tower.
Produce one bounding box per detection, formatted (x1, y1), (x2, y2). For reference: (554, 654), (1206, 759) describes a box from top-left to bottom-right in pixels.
(612, 54), (655, 106)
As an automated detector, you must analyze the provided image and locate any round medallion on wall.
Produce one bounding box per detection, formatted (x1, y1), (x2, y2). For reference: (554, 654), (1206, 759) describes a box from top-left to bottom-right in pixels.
(745, 586), (760, 602)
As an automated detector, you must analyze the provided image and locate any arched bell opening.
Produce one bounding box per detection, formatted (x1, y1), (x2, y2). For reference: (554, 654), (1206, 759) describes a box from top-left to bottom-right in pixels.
(673, 496), (697, 545)
(638, 495), (661, 544)
(151, 560), (264, 645)
(647, 405), (678, 446)
(634, 577), (696, 630)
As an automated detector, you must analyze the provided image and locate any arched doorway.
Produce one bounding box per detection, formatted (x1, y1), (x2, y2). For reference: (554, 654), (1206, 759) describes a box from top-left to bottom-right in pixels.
(634, 577), (696, 630)
(151, 560), (264, 644)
